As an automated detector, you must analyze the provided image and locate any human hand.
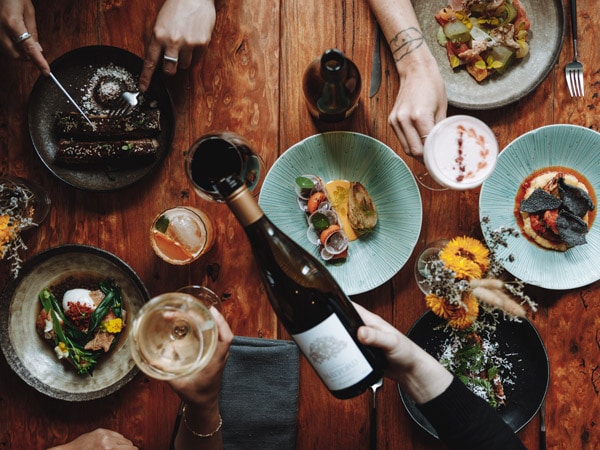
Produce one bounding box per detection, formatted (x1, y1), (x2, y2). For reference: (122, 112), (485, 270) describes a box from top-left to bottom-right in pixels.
(167, 306), (233, 408)
(0, 0), (50, 75)
(46, 428), (137, 450)
(139, 0), (216, 92)
(354, 303), (453, 404)
(388, 60), (447, 157)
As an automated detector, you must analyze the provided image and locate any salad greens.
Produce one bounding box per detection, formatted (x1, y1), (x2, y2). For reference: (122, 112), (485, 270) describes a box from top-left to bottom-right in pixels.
(39, 279), (124, 376)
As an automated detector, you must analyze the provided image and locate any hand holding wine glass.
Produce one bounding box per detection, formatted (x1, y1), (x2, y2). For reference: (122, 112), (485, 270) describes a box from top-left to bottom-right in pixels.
(130, 291), (219, 380)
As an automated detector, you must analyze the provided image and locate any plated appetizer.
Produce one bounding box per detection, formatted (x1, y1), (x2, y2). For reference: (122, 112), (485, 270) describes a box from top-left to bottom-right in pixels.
(435, 0), (531, 82)
(36, 277), (126, 375)
(295, 175), (377, 264)
(515, 167), (596, 251)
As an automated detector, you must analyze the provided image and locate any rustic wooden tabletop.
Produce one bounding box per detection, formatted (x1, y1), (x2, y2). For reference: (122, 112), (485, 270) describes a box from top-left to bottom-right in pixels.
(1, 0), (599, 449)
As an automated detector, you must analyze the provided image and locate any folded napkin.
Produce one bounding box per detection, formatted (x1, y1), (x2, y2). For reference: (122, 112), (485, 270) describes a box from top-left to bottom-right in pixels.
(220, 336), (300, 450)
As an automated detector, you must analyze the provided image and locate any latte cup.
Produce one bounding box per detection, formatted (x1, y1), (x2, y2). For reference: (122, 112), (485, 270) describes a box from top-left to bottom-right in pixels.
(423, 116), (498, 190)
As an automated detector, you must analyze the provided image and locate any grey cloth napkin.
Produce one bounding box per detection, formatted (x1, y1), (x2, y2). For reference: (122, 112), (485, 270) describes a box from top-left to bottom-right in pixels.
(220, 336), (300, 450)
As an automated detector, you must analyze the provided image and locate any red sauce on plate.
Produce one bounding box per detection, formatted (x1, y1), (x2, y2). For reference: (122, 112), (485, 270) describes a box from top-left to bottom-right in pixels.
(513, 166), (596, 247)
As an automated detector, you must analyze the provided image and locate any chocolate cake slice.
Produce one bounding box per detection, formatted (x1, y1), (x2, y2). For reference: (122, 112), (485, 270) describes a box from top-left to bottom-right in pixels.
(55, 109), (161, 140)
(55, 139), (159, 168)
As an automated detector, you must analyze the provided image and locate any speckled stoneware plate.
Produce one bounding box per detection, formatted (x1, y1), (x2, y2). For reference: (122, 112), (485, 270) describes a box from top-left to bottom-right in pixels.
(0, 245), (149, 401)
(28, 45), (174, 191)
(398, 311), (549, 438)
(480, 125), (600, 290)
(258, 132), (422, 296)
(413, 0), (565, 110)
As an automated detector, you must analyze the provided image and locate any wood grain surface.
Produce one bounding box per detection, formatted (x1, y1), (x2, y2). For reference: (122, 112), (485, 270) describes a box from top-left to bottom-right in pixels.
(1, 0), (599, 449)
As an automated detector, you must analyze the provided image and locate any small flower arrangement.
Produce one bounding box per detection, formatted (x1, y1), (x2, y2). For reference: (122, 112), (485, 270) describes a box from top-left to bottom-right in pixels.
(418, 218), (537, 408)
(0, 178), (38, 278)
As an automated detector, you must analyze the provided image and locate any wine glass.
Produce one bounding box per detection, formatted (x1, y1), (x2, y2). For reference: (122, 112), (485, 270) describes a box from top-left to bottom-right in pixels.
(417, 115), (498, 191)
(130, 291), (218, 380)
(414, 239), (449, 294)
(185, 131), (264, 203)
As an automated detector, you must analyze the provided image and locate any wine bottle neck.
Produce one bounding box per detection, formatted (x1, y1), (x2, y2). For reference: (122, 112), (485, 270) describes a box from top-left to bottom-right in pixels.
(225, 184), (264, 227)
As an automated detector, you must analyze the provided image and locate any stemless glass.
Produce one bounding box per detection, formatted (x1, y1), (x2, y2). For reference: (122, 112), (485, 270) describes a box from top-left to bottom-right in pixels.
(149, 206), (215, 265)
(417, 115), (498, 191)
(177, 285), (222, 311)
(0, 176), (51, 228)
(185, 131), (264, 203)
(130, 292), (218, 380)
(414, 239), (449, 294)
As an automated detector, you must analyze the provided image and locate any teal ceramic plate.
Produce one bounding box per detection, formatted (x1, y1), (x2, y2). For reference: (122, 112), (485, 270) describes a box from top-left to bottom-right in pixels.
(259, 132), (422, 295)
(480, 125), (600, 290)
(413, 0), (565, 110)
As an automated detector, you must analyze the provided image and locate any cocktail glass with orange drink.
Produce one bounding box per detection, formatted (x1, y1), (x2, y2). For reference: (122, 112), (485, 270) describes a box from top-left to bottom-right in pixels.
(150, 206), (215, 265)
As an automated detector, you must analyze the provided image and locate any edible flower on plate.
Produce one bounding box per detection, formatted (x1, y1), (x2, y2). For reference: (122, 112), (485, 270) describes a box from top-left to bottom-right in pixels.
(416, 218), (538, 407)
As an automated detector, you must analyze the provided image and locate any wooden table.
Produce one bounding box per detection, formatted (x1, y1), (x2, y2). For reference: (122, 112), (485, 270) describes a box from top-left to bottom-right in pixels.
(1, 1), (599, 448)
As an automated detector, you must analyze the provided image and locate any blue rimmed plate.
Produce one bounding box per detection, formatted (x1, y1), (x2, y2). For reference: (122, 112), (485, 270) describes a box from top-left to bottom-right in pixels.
(480, 124), (600, 290)
(258, 132), (422, 295)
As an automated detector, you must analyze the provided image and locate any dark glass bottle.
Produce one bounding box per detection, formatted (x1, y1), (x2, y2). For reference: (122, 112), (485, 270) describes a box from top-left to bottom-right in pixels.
(302, 48), (361, 122)
(217, 175), (385, 399)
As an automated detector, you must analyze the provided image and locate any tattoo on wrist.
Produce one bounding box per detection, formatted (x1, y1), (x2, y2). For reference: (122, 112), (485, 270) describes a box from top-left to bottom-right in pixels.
(389, 27), (424, 62)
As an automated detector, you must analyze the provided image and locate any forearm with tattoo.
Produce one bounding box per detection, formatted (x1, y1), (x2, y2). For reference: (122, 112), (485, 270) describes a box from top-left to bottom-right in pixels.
(389, 27), (424, 62)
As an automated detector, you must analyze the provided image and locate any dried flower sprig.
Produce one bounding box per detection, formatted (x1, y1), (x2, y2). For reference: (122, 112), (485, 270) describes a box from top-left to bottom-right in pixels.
(0, 179), (38, 278)
(418, 221), (537, 408)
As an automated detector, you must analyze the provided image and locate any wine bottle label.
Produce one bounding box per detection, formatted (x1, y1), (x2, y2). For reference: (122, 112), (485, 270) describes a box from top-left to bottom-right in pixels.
(292, 314), (373, 391)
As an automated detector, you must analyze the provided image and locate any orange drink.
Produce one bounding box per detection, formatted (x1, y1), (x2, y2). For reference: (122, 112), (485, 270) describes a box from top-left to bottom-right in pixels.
(150, 206), (215, 265)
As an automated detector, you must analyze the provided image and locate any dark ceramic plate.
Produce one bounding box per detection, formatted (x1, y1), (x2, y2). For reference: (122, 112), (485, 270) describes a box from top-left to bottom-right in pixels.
(28, 45), (174, 191)
(413, 0), (565, 110)
(0, 245), (149, 401)
(398, 311), (549, 438)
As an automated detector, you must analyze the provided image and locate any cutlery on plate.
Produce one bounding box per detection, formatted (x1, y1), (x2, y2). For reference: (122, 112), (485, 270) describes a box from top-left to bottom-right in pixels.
(565, 0), (584, 97)
(108, 90), (142, 118)
(370, 378), (383, 450)
(48, 72), (95, 128)
(369, 26), (382, 98)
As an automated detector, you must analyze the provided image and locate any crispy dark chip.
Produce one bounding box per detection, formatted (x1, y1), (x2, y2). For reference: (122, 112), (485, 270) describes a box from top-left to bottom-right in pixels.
(556, 209), (588, 247)
(520, 188), (562, 213)
(558, 177), (595, 218)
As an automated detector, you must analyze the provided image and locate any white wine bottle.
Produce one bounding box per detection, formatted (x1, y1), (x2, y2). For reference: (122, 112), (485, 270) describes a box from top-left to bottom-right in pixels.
(302, 48), (361, 122)
(217, 175), (385, 399)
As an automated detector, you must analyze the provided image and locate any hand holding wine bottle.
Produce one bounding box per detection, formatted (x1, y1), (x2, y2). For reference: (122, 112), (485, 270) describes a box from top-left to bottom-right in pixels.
(216, 175), (386, 399)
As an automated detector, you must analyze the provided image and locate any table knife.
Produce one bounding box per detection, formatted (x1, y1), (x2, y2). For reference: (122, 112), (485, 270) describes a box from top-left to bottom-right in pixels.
(540, 400), (546, 450)
(369, 26), (382, 98)
(49, 72), (95, 128)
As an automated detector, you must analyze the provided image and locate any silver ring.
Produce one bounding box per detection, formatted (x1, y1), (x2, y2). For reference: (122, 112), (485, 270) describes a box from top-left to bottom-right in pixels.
(420, 134), (428, 140)
(13, 31), (32, 44)
(163, 55), (179, 63)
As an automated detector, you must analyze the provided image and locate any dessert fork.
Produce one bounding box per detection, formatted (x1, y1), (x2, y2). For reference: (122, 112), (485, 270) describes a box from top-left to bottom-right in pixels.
(108, 90), (142, 118)
(565, 0), (584, 97)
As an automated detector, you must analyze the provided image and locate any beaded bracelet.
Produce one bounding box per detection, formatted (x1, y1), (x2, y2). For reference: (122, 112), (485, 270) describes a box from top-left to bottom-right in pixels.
(182, 404), (223, 438)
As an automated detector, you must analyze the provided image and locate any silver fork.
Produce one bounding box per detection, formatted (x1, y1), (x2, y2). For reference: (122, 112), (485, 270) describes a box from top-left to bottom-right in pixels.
(108, 90), (142, 118)
(565, 0), (584, 97)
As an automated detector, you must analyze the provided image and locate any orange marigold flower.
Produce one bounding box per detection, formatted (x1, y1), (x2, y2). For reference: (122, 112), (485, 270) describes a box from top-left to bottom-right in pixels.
(425, 292), (479, 330)
(439, 236), (490, 280)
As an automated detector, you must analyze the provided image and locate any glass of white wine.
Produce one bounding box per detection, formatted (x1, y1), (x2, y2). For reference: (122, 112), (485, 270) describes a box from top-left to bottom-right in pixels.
(130, 291), (218, 380)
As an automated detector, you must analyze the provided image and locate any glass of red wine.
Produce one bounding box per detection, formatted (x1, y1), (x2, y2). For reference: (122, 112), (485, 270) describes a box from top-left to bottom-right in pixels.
(185, 132), (264, 203)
